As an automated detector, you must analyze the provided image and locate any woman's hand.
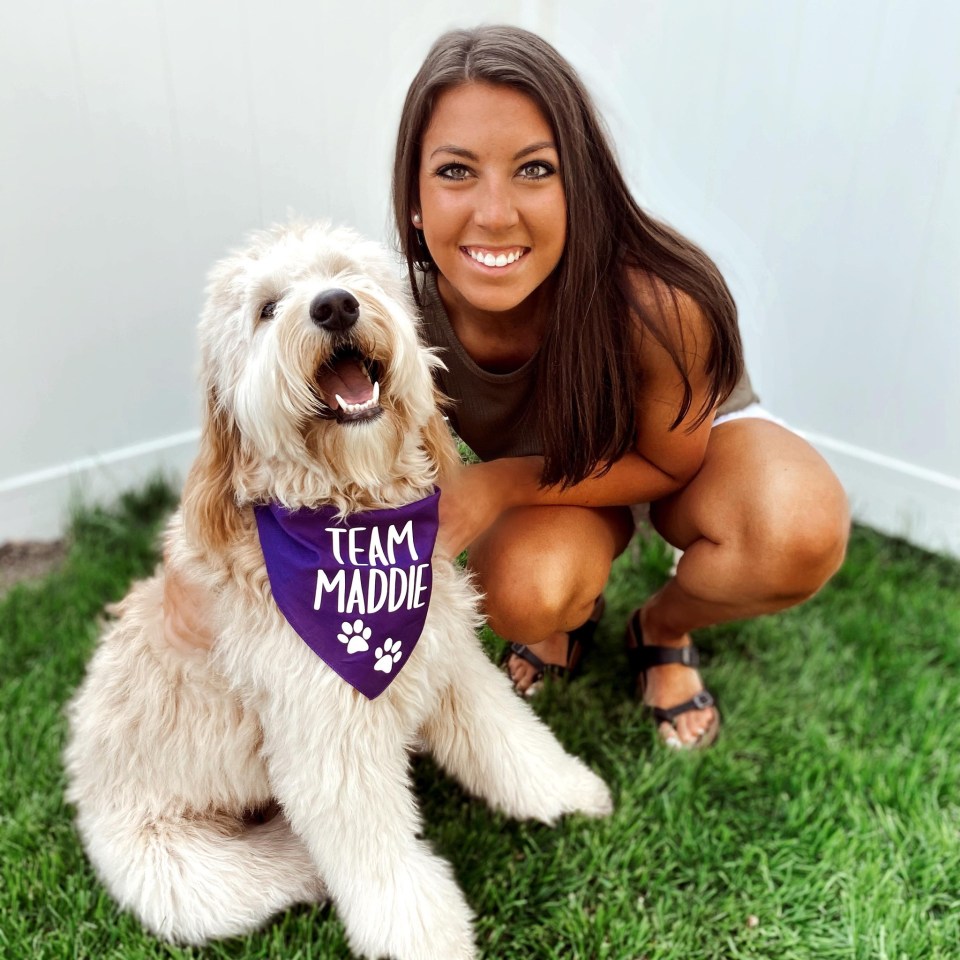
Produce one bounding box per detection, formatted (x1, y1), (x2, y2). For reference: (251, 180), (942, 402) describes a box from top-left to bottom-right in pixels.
(162, 565), (216, 654)
(436, 459), (516, 558)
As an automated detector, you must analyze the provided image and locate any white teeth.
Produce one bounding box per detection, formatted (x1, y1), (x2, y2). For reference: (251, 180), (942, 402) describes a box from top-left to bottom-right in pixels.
(334, 384), (381, 414)
(468, 248), (525, 268)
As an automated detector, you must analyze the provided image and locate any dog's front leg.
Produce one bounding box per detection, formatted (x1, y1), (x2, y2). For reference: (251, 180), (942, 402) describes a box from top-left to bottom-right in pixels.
(259, 699), (476, 960)
(420, 632), (614, 824)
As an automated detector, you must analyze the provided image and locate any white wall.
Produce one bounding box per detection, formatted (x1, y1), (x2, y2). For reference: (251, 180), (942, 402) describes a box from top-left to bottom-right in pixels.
(1, 1), (958, 555)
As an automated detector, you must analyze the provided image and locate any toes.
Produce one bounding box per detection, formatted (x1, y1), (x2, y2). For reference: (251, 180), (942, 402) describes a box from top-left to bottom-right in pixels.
(640, 652), (718, 749)
(678, 707), (714, 743)
(658, 721), (683, 749)
(658, 707), (717, 749)
(506, 654), (535, 693)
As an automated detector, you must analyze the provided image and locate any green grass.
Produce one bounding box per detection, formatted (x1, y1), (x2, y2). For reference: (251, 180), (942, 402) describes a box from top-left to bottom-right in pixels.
(2, 479), (959, 959)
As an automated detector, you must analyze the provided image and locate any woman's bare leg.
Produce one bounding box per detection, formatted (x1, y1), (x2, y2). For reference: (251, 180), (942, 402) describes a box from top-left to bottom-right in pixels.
(642, 419), (850, 745)
(469, 420), (849, 747)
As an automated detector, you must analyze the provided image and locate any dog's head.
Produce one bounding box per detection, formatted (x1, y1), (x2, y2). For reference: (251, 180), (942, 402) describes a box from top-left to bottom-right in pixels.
(183, 222), (456, 555)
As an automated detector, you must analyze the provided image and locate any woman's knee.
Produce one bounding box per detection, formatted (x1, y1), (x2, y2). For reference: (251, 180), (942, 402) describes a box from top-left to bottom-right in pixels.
(742, 467), (851, 601)
(654, 423), (850, 611)
(480, 557), (603, 643)
(471, 528), (611, 643)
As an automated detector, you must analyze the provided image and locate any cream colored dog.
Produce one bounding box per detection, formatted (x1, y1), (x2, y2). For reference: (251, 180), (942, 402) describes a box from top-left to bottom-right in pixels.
(64, 223), (612, 960)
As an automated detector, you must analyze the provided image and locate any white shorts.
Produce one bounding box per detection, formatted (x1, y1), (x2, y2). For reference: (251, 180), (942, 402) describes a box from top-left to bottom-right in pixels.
(712, 402), (787, 429)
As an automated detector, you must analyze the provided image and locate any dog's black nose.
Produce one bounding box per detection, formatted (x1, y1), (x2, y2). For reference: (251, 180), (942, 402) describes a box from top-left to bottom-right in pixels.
(310, 289), (360, 332)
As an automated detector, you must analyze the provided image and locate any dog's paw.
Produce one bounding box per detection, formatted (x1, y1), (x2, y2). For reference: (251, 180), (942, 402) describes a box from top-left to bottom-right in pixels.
(347, 854), (476, 960)
(373, 637), (402, 674)
(557, 760), (614, 819)
(338, 619), (371, 655)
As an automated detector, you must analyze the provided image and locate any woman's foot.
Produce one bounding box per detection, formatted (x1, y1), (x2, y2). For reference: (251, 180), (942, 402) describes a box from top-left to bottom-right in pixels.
(504, 596), (605, 696)
(505, 631), (570, 695)
(628, 606), (719, 749)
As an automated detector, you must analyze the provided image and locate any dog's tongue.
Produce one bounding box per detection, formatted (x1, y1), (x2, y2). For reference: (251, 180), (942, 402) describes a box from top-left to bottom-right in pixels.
(316, 356), (374, 406)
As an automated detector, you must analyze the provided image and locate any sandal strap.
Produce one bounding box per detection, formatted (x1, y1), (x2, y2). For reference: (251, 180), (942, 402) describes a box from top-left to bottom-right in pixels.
(506, 642), (548, 680)
(651, 690), (716, 724)
(625, 609), (701, 674)
(635, 643), (701, 670)
(505, 641), (571, 680)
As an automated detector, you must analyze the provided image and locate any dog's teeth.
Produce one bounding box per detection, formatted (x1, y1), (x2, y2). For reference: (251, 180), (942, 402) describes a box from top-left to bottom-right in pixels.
(334, 388), (380, 416)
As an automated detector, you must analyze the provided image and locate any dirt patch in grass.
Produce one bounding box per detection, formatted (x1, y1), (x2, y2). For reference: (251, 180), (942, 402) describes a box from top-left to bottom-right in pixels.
(0, 539), (67, 596)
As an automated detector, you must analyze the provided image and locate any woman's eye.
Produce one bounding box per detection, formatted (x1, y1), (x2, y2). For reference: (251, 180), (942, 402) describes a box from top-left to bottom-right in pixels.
(259, 300), (278, 321)
(436, 164), (470, 181)
(519, 161), (555, 180)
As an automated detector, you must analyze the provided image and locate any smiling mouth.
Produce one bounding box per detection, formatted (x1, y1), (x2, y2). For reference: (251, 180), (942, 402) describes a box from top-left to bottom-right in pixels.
(314, 344), (384, 424)
(462, 246), (528, 268)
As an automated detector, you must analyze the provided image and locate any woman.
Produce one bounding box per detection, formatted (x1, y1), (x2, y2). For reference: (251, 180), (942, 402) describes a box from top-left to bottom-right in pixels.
(165, 25), (848, 751)
(389, 25), (849, 748)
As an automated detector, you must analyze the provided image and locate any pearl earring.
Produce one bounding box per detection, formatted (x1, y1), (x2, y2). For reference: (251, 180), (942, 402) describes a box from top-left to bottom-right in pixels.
(412, 213), (422, 226)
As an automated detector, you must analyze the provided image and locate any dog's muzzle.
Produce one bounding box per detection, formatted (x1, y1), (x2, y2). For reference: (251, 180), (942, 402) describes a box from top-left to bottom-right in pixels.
(308, 288), (386, 425)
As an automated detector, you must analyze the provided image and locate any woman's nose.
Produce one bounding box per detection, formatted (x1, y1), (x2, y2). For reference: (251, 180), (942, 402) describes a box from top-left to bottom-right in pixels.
(472, 180), (519, 231)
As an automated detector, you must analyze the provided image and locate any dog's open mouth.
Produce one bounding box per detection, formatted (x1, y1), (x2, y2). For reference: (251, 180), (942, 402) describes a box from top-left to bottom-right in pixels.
(315, 345), (384, 424)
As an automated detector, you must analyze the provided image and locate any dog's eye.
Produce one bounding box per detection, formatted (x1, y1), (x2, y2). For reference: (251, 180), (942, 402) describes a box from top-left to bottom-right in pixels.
(259, 300), (278, 322)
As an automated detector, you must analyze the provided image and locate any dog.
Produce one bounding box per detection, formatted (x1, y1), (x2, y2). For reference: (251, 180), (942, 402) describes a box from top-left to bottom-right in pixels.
(64, 222), (613, 960)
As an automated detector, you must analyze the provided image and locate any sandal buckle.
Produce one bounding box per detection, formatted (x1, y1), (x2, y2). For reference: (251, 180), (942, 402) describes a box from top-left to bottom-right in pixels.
(691, 691), (714, 710)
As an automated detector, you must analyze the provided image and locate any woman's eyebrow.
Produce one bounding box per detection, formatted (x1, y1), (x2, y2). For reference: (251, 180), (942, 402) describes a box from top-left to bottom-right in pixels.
(429, 145), (478, 160)
(428, 141), (558, 161)
(513, 141), (556, 160)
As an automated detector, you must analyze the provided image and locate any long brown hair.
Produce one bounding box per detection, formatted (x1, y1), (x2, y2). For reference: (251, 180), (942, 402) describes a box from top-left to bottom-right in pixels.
(392, 25), (743, 488)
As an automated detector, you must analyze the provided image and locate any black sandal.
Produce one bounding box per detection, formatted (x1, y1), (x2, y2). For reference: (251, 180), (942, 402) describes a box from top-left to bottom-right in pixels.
(503, 596), (605, 697)
(625, 608), (720, 749)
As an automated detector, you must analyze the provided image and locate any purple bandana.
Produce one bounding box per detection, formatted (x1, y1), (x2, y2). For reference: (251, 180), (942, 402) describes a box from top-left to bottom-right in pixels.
(254, 490), (440, 699)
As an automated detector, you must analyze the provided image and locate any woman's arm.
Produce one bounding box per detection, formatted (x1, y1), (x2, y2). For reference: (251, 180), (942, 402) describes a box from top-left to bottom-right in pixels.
(437, 279), (717, 556)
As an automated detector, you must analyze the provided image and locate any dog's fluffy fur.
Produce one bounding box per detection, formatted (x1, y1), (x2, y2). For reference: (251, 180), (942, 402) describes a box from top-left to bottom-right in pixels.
(64, 223), (612, 960)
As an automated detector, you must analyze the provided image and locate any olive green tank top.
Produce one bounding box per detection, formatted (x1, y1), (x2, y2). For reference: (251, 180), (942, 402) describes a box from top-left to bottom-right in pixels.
(417, 270), (758, 462)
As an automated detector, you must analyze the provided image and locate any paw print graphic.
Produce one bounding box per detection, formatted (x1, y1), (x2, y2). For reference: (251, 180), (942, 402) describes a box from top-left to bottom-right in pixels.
(337, 619), (371, 655)
(374, 638), (403, 674)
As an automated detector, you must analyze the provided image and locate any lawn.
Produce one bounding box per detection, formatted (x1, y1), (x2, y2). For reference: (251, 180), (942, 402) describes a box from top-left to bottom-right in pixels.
(1, 479), (958, 959)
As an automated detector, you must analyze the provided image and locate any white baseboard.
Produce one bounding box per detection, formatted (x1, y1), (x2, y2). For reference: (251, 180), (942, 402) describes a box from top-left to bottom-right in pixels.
(799, 430), (960, 559)
(2, 428), (958, 561)
(0, 431), (200, 542)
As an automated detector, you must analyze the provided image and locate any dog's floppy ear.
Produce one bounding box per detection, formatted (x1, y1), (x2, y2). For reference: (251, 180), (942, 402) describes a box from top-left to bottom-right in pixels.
(181, 386), (245, 556)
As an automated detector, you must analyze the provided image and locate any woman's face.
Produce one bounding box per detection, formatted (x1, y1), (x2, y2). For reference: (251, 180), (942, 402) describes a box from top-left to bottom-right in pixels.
(416, 82), (567, 317)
